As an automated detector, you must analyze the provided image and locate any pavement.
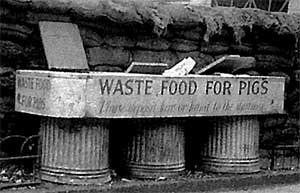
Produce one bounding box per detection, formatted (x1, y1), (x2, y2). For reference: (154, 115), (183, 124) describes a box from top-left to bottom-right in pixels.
(217, 184), (300, 193)
(1, 170), (300, 193)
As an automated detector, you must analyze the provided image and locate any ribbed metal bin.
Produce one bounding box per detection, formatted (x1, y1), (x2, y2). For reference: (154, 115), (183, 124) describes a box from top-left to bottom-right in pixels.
(200, 116), (260, 173)
(123, 119), (185, 179)
(40, 117), (110, 185)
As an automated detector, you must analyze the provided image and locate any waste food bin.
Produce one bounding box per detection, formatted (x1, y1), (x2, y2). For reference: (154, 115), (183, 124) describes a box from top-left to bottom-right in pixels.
(40, 117), (110, 184)
(123, 119), (185, 179)
(200, 116), (260, 173)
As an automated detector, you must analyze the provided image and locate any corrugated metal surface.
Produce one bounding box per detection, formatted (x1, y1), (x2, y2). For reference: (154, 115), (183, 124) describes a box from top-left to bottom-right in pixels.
(123, 119), (185, 179)
(200, 116), (260, 173)
(40, 117), (110, 185)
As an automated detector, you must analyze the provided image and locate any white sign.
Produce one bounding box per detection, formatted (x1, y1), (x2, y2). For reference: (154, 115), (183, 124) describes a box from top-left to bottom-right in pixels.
(15, 70), (285, 118)
(15, 70), (87, 117)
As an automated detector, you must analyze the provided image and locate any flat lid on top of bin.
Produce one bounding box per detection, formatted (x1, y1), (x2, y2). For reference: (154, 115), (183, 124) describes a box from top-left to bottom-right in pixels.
(126, 62), (168, 74)
(39, 22), (89, 70)
(196, 55), (255, 75)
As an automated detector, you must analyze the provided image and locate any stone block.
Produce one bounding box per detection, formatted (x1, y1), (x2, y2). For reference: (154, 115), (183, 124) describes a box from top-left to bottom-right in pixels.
(132, 50), (178, 67)
(27, 12), (71, 25)
(286, 88), (300, 116)
(0, 96), (14, 113)
(87, 46), (131, 67)
(255, 55), (293, 72)
(79, 27), (104, 47)
(256, 44), (285, 55)
(136, 36), (170, 51)
(261, 115), (287, 129)
(230, 43), (254, 55)
(0, 23), (32, 42)
(200, 42), (230, 55)
(170, 38), (199, 52)
(173, 28), (203, 41)
(0, 40), (24, 62)
(0, 66), (15, 94)
(104, 34), (136, 48)
(295, 57), (300, 70)
(23, 46), (48, 69)
(293, 70), (300, 82)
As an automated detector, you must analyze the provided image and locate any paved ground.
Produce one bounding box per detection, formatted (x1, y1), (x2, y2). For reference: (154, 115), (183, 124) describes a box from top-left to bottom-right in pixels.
(1, 171), (300, 193)
(215, 184), (300, 193)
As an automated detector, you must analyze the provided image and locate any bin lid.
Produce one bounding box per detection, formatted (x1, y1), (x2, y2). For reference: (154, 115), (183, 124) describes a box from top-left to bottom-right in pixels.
(39, 21), (89, 70)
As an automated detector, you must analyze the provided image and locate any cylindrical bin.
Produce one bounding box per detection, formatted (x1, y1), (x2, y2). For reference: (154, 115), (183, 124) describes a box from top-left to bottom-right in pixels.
(40, 117), (110, 185)
(123, 119), (185, 179)
(200, 116), (260, 173)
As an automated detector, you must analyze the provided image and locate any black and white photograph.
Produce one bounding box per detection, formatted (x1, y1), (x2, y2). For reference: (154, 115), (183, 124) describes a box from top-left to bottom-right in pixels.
(0, 0), (299, 192)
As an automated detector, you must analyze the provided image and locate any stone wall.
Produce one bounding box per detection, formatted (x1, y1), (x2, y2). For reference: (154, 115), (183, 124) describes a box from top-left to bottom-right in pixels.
(0, 0), (299, 149)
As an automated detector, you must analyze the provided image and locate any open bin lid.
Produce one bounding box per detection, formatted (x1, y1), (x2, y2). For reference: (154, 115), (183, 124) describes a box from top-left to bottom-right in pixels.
(39, 22), (89, 70)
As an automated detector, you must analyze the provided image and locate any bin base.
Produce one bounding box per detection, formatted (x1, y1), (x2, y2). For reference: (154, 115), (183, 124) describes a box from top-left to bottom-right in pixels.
(201, 157), (260, 173)
(41, 167), (111, 185)
(124, 162), (185, 179)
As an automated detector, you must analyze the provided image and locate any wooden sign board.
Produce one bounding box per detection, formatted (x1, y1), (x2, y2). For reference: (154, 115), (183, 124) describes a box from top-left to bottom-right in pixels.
(15, 70), (87, 117)
(87, 73), (284, 118)
(39, 22), (89, 70)
(15, 70), (285, 118)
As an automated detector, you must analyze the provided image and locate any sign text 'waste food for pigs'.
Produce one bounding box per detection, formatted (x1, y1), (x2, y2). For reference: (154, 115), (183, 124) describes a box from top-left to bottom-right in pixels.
(15, 71), (285, 118)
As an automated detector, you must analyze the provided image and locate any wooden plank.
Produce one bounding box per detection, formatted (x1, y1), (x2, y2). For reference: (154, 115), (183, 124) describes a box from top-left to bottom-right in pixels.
(163, 57), (196, 76)
(39, 22), (89, 70)
(15, 70), (285, 118)
(15, 70), (87, 117)
(87, 72), (284, 118)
